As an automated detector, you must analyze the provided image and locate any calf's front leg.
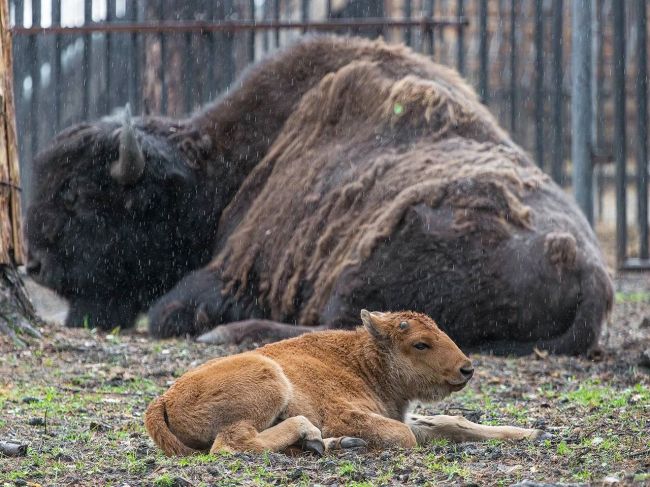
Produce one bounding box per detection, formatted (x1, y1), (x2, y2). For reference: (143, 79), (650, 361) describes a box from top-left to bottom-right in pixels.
(326, 410), (417, 449)
(407, 414), (548, 444)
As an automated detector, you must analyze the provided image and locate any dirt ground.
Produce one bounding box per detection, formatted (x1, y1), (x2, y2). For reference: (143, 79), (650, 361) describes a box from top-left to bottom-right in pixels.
(0, 270), (649, 486)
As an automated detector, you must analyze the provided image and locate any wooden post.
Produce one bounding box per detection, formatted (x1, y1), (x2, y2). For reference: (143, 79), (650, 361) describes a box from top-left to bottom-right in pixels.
(0, 0), (40, 347)
(0, 0), (24, 265)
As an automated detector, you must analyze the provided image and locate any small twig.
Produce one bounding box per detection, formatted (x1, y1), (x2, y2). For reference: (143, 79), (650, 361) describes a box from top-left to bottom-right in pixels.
(629, 448), (650, 458)
(55, 385), (153, 397)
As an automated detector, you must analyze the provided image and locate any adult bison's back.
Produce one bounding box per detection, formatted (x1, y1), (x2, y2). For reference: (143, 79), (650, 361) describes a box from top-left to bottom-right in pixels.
(151, 45), (613, 355)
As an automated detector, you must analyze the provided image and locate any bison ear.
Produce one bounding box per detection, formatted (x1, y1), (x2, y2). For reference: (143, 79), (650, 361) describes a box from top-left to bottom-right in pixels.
(360, 309), (389, 340)
(110, 103), (145, 185)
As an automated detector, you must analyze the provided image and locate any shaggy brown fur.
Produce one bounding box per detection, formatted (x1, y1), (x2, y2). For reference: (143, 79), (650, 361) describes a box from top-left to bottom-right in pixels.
(145, 310), (545, 456)
(212, 58), (545, 325)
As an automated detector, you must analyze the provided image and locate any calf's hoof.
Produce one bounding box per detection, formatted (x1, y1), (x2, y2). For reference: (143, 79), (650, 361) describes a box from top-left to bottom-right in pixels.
(531, 430), (554, 442)
(324, 437), (368, 450)
(302, 439), (325, 456)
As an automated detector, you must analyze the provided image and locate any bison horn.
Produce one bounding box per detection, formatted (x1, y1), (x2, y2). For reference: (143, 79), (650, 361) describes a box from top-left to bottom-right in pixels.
(110, 103), (145, 185)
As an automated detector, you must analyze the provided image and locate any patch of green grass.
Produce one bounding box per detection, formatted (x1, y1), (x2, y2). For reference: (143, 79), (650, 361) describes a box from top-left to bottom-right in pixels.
(177, 453), (216, 467)
(562, 381), (649, 410)
(153, 473), (175, 487)
(556, 440), (570, 456)
(615, 291), (650, 303)
(426, 455), (470, 480)
(338, 460), (359, 477)
(346, 482), (373, 487)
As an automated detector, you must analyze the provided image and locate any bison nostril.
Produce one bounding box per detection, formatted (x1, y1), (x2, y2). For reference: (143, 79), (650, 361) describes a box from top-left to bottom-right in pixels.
(460, 366), (474, 380)
(26, 259), (42, 276)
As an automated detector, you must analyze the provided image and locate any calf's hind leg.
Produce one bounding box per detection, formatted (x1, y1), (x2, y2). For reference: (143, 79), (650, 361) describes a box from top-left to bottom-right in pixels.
(407, 414), (548, 443)
(211, 416), (325, 455)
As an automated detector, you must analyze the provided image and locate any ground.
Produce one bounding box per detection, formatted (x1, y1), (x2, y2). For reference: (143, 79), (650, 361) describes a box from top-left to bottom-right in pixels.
(0, 273), (648, 487)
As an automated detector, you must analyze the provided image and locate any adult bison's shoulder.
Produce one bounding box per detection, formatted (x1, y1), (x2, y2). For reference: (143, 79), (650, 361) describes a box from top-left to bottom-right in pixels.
(150, 47), (613, 355)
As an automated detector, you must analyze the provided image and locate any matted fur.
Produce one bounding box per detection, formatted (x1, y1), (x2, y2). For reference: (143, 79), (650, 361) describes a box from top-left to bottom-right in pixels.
(213, 59), (547, 324)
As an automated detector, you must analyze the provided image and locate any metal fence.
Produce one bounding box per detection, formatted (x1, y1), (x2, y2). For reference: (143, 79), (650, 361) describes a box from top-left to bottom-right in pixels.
(9, 0), (650, 270)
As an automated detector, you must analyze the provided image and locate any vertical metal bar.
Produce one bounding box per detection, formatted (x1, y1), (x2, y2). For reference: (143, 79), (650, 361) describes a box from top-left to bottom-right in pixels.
(404, 0), (412, 47)
(636, 0), (649, 259)
(592, 0), (603, 220)
(128, 0), (139, 114)
(456, 0), (464, 75)
(159, 0), (167, 115)
(509, 0), (516, 132)
(326, 0), (332, 19)
(426, 0), (435, 57)
(301, 0), (308, 33)
(206, 0), (216, 102)
(52, 0), (61, 131)
(29, 0), (40, 160)
(551, 0), (564, 185)
(184, 7), (194, 113)
(262, 0), (270, 52)
(83, 0), (91, 120)
(274, 0), (280, 47)
(572, 0), (593, 224)
(478, 0), (488, 102)
(534, 0), (544, 168)
(613, 0), (627, 265)
(106, 0), (116, 114)
(249, 0), (256, 61)
(224, 0), (235, 89)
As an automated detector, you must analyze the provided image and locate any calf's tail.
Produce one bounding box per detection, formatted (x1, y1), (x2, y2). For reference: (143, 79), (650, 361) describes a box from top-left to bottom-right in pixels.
(144, 396), (197, 456)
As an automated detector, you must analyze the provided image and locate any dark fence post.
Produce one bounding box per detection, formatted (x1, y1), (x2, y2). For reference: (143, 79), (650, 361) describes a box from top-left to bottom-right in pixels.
(478, 0), (488, 102)
(106, 0), (116, 114)
(571, 0), (593, 224)
(52, 0), (61, 131)
(551, 0), (564, 185)
(456, 0), (464, 75)
(509, 0), (516, 133)
(425, 0), (435, 57)
(184, 7), (194, 113)
(249, 0), (256, 61)
(534, 0), (544, 169)
(128, 0), (140, 114)
(301, 0), (308, 33)
(613, 0), (627, 265)
(82, 0), (91, 120)
(274, 0), (280, 47)
(27, 0), (39, 166)
(404, 0), (412, 47)
(158, 0), (167, 115)
(12, 0), (25, 171)
(636, 0), (648, 260)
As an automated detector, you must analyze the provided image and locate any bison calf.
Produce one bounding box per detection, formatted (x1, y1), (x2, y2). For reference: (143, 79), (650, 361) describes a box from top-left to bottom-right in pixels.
(145, 310), (545, 455)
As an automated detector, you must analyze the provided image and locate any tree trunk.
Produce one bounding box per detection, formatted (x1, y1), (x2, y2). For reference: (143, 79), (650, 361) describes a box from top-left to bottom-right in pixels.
(0, 0), (41, 347)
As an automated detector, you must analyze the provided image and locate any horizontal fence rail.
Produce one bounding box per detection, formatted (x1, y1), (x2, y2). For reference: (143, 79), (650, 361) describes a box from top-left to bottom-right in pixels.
(11, 17), (469, 35)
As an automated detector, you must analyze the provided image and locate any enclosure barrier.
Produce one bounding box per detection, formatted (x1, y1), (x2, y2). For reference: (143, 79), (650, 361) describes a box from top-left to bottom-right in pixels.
(9, 0), (650, 271)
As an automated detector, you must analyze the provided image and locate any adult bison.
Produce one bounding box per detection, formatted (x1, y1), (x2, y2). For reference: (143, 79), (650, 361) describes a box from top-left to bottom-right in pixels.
(26, 36), (613, 355)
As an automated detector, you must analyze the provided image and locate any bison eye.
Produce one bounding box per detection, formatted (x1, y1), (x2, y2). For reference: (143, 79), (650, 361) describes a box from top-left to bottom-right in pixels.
(413, 342), (430, 350)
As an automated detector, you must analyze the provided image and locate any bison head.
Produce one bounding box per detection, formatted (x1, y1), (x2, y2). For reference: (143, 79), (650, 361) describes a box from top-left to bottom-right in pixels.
(25, 106), (219, 330)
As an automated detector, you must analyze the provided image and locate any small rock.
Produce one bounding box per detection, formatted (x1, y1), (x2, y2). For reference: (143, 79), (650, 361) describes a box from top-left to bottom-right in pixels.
(288, 469), (304, 481)
(28, 417), (45, 426)
(22, 397), (40, 404)
(639, 316), (650, 329)
(88, 421), (110, 432)
(639, 349), (650, 368)
(602, 476), (620, 484)
(171, 477), (192, 487)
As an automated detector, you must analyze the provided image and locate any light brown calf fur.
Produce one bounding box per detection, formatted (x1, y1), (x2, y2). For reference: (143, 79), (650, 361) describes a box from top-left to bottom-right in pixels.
(145, 310), (546, 456)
